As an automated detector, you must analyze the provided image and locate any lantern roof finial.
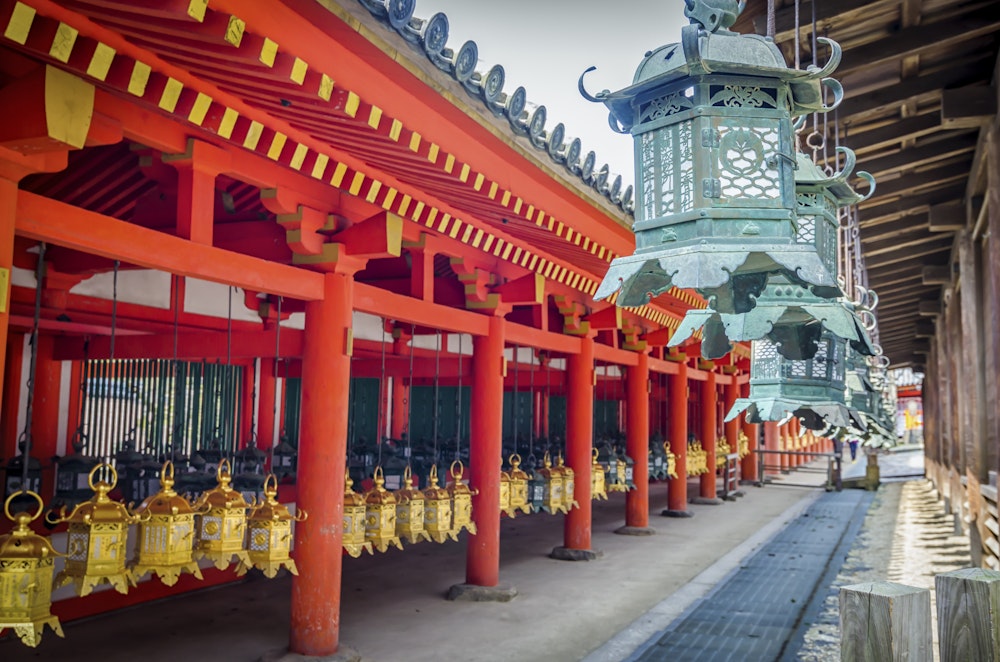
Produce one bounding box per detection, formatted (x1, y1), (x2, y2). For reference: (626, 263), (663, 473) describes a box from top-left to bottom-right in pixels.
(683, 0), (746, 33)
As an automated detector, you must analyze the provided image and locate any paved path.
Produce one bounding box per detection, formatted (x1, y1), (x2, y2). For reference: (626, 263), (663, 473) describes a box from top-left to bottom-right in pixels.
(628, 489), (873, 661)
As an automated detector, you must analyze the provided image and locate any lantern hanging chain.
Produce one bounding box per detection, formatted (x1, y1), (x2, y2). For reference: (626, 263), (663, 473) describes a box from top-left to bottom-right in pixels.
(226, 286), (233, 367)
(376, 318), (389, 468)
(171, 275), (180, 462)
(18, 242), (46, 489)
(793, 0), (800, 70)
(528, 349), (535, 457)
(512, 344), (520, 457)
(431, 329), (441, 463)
(766, 0), (776, 39)
(455, 333), (463, 462)
(404, 323), (416, 463)
(110, 260), (119, 361)
(270, 296), (282, 470)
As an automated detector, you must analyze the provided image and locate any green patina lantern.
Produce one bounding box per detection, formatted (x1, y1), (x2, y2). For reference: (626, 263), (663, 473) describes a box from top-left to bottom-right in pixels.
(727, 332), (862, 431)
(584, 0), (843, 314)
(670, 148), (876, 359)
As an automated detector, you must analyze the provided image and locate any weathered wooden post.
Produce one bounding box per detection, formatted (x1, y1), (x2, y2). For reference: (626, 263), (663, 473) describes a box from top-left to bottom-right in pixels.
(936, 568), (1000, 661)
(840, 582), (932, 661)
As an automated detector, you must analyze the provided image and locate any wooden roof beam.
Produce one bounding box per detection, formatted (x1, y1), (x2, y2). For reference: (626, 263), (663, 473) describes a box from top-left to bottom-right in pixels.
(857, 134), (978, 178)
(927, 200), (966, 232)
(941, 85), (997, 129)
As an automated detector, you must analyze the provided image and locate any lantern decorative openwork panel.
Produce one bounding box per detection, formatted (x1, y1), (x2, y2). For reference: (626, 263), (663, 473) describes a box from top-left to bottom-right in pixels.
(591, 448), (608, 501)
(618, 454), (637, 490)
(668, 148), (877, 359)
(535, 452), (564, 513)
(506, 454), (532, 516)
(394, 466), (430, 544)
(191, 459), (250, 571)
(237, 474), (306, 577)
(0, 491), (63, 648)
(583, 0), (844, 314)
(364, 466), (403, 553)
(499, 461), (512, 515)
(423, 465), (455, 543)
(727, 332), (862, 431)
(446, 461), (478, 536)
(130, 461), (205, 587)
(343, 475), (373, 557)
(47, 464), (137, 596)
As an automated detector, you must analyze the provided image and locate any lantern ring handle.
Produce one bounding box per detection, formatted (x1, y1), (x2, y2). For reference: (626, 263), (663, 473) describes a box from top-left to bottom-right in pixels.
(805, 131), (825, 151)
(264, 473), (279, 496)
(449, 459), (464, 478)
(4, 490), (45, 523)
(88, 462), (118, 492)
(592, 447), (599, 461)
(403, 465), (412, 482)
(217, 458), (233, 482)
(508, 453), (521, 468)
(162, 460), (175, 481)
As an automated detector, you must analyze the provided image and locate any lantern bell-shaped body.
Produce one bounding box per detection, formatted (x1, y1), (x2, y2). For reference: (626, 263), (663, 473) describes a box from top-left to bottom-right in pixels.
(555, 454), (579, 512)
(191, 459), (250, 571)
(535, 452), (564, 513)
(591, 448), (608, 501)
(422, 465), (456, 543)
(342, 475), (373, 557)
(506, 454), (532, 515)
(48, 464), (137, 596)
(130, 461), (204, 586)
(446, 461), (478, 536)
(584, 0), (845, 314)
(363, 467), (403, 553)
(394, 466), (430, 544)
(727, 334), (863, 430)
(0, 491), (63, 648)
(238, 474), (306, 577)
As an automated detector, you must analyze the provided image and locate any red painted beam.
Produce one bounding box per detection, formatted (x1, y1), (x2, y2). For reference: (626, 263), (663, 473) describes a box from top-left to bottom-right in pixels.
(15, 190), (325, 300)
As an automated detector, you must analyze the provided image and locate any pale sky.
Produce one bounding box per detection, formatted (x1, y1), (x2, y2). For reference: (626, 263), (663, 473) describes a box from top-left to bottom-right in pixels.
(414, 0), (689, 186)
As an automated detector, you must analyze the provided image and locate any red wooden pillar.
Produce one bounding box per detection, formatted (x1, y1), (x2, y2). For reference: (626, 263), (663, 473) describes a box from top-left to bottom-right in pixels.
(621, 350), (652, 533)
(1, 332), (23, 460)
(0, 179), (15, 429)
(555, 335), (598, 558)
(763, 421), (780, 475)
(258, 358), (276, 453)
(390, 335), (407, 440)
(778, 423), (790, 471)
(462, 315), (507, 589)
(290, 271), (354, 657)
(699, 372), (719, 501)
(665, 361), (690, 516)
(31, 335), (60, 500)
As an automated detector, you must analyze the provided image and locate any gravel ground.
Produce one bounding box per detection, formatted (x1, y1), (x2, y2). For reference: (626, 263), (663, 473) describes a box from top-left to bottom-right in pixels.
(795, 480), (971, 661)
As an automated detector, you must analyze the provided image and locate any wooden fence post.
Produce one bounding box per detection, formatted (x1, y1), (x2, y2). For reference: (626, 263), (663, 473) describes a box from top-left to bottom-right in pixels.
(936, 568), (1000, 661)
(840, 581), (932, 661)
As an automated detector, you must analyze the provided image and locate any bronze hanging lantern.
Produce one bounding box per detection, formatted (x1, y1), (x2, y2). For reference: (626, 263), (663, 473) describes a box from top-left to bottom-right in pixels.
(665, 442), (679, 479)
(583, 0), (844, 314)
(535, 451), (564, 513)
(130, 460), (204, 586)
(342, 474), (373, 557)
(364, 466), (403, 553)
(48, 464), (137, 596)
(591, 448), (608, 500)
(727, 332), (863, 431)
(506, 454), (532, 516)
(669, 148), (876, 359)
(446, 460), (478, 536)
(422, 464), (456, 543)
(394, 466), (430, 544)
(238, 474), (307, 577)
(499, 460), (512, 515)
(191, 459), (251, 571)
(0, 491), (63, 648)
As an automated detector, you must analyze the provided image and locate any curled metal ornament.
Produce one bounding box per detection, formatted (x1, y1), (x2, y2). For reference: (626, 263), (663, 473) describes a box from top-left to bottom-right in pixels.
(682, 0), (747, 33)
(577, 66), (609, 103)
(453, 40), (478, 83)
(806, 38), (843, 80)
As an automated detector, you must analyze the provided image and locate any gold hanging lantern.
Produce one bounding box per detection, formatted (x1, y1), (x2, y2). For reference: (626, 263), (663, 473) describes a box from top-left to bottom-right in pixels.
(363, 467), (402, 553)
(48, 464), (136, 596)
(237, 474), (307, 578)
(342, 474), (373, 557)
(738, 431), (750, 458)
(423, 464), (456, 543)
(556, 454), (579, 512)
(499, 461), (512, 515)
(665, 442), (679, 480)
(394, 466), (430, 544)
(130, 460), (204, 586)
(716, 437), (731, 469)
(0, 491), (63, 648)
(507, 454), (532, 515)
(447, 460), (478, 536)
(591, 449), (608, 501)
(191, 459), (250, 571)
(536, 452), (564, 513)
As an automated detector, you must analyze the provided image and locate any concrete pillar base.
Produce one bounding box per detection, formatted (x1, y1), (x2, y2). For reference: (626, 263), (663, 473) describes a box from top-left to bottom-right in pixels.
(446, 583), (518, 602)
(614, 525), (656, 536)
(260, 646), (362, 662)
(549, 546), (603, 561)
(690, 496), (723, 506)
(661, 509), (694, 518)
